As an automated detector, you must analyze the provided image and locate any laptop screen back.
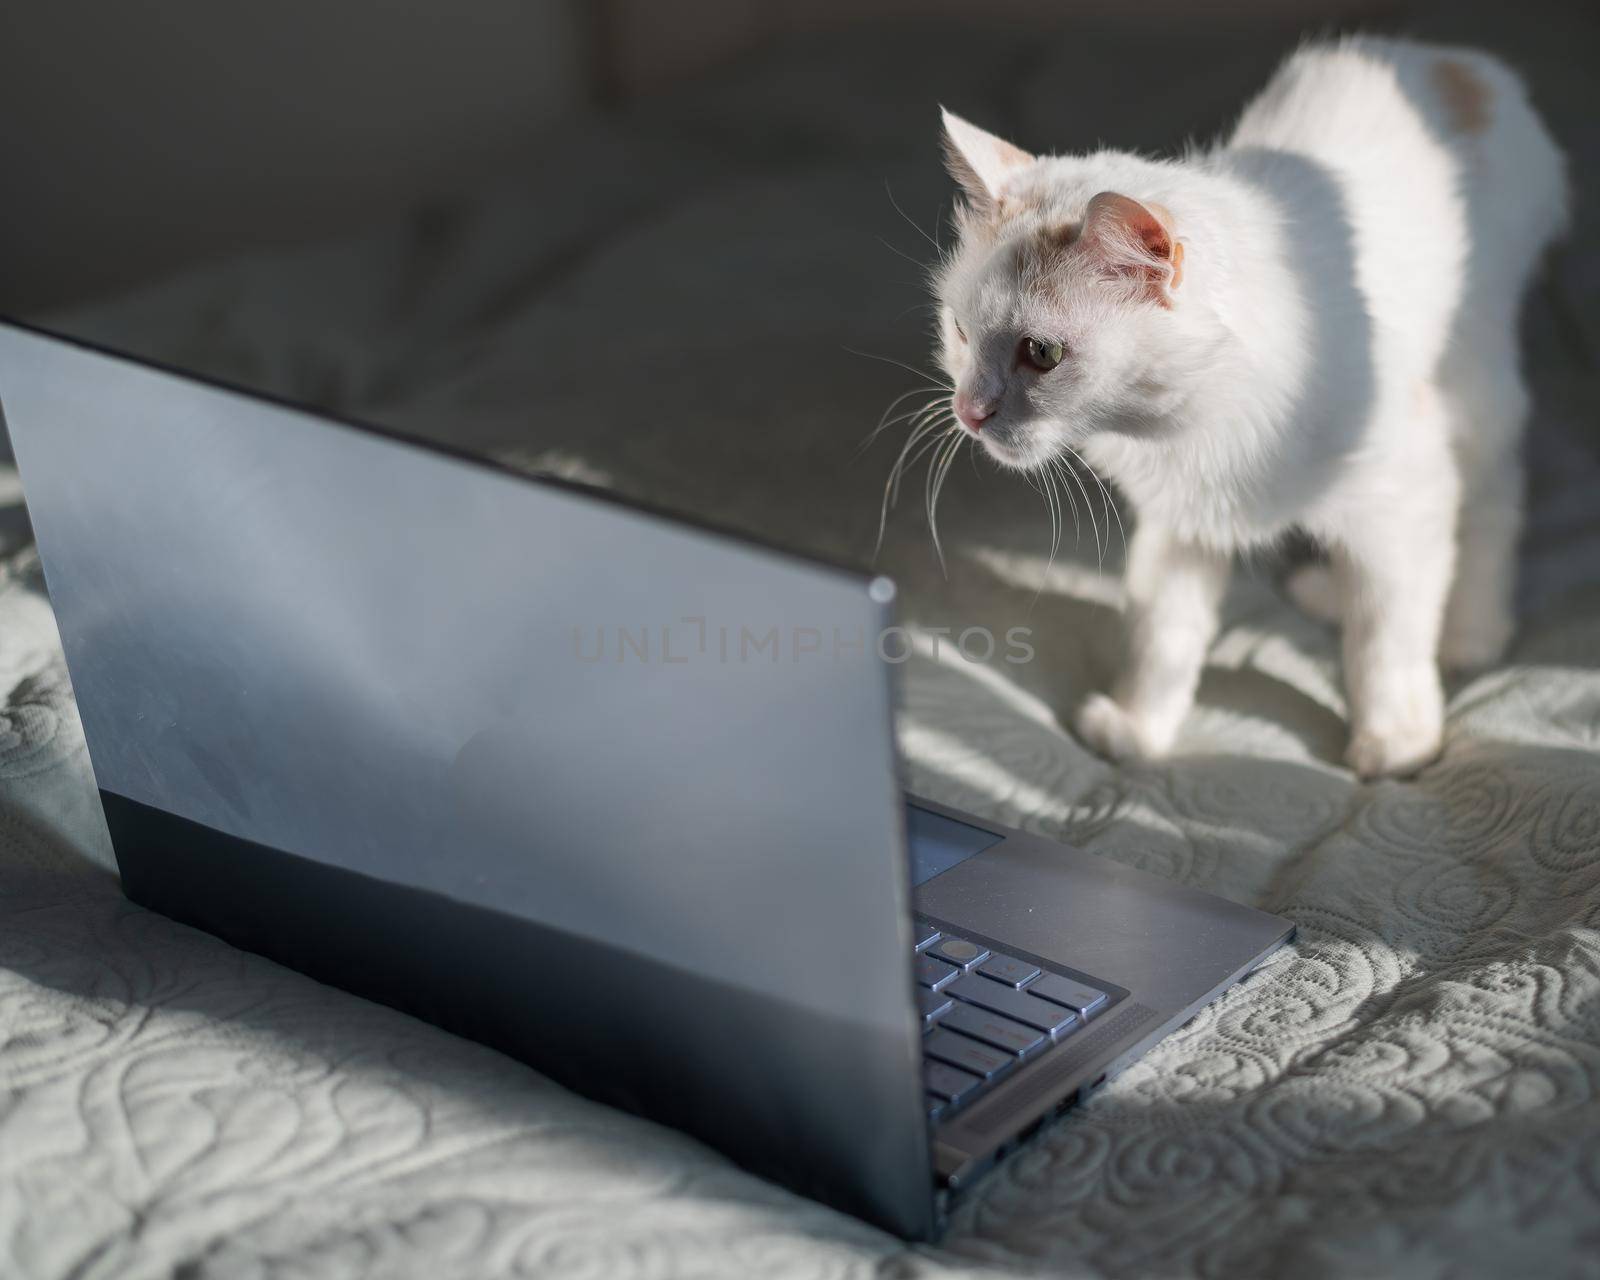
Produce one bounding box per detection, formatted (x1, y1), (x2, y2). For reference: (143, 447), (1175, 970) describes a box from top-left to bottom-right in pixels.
(0, 321), (938, 1238)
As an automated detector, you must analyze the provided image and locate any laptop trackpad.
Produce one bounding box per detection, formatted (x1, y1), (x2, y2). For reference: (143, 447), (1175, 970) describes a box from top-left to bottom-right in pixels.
(904, 802), (1005, 886)
(914, 815), (1293, 1016)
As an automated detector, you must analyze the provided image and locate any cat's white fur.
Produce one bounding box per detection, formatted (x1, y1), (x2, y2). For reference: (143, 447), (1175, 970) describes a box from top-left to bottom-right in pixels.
(933, 36), (1567, 777)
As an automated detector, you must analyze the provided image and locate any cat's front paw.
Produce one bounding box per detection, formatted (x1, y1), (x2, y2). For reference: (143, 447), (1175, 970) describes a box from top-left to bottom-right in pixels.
(1345, 719), (1443, 779)
(1075, 693), (1170, 763)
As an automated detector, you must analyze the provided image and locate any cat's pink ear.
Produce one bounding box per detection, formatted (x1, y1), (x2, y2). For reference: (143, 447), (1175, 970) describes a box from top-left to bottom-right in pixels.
(940, 109), (1034, 215)
(1080, 191), (1185, 305)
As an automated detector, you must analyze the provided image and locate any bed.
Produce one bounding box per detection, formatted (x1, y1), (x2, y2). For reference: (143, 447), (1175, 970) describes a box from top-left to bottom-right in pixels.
(3, 9), (1599, 1277)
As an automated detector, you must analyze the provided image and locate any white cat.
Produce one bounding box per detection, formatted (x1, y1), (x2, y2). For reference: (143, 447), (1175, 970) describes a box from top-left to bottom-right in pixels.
(932, 36), (1568, 777)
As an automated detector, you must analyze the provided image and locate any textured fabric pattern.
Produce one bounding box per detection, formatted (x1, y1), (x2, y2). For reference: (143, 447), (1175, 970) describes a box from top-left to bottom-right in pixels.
(4, 8), (1600, 1277)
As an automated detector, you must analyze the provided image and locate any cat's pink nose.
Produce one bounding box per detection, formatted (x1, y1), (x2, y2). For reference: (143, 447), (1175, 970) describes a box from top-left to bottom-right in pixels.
(954, 392), (994, 433)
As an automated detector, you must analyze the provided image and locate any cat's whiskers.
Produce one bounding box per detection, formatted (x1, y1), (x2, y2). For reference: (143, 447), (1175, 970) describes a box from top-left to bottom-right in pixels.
(877, 435), (944, 557)
(1030, 466), (1062, 574)
(876, 236), (931, 273)
(1059, 444), (1127, 563)
(1050, 454), (1102, 566)
(857, 356), (959, 562)
(895, 396), (959, 472)
(924, 427), (966, 577)
(887, 427), (937, 502)
(883, 179), (943, 258)
(875, 396), (957, 557)
(1044, 457), (1080, 549)
(1014, 462), (1072, 608)
(843, 347), (951, 390)
(859, 388), (946, 455)
(891, 418), (953, 506)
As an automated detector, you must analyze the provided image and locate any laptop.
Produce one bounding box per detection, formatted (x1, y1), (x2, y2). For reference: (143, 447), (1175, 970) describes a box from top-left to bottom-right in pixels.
(0, 318), (1294, 1239)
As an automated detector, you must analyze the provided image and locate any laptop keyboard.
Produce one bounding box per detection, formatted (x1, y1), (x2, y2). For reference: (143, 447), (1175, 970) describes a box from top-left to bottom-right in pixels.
(914, 920), (1113, 1123)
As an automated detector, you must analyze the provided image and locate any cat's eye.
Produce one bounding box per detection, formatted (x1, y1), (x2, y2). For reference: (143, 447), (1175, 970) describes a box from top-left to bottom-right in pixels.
(1024, 337), (1064, 371)
(954, 320), (968, 343)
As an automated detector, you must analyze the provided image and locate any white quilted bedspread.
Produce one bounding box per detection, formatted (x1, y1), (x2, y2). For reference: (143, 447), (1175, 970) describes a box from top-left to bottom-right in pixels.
(4, 10), (1600, 1278)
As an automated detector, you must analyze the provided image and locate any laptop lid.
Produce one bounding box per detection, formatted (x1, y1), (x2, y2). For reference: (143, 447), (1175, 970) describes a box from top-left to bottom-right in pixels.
(0, 320), (937, 1238)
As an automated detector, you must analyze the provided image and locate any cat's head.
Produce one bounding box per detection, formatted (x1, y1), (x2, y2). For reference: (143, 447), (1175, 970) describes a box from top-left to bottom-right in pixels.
(933, 110), (1197, 469)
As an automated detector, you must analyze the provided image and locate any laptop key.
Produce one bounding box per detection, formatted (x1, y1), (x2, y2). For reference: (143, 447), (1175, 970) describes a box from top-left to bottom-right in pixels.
(924, 1060), (984, 1106)
(1028, 974), (1109, 1018)
(926, 1092), (948, 1122)
(925, 1029), (1013, 1080)
(919, 988), (954, 1026)
(927, 937), (990, 969)
(941, 1002), (1047, 1056)
(915, 954), (959, 989)
(946, 974), (1076, 1035)
(977, 952), (1041, 988)
(913, 921), (941, 951)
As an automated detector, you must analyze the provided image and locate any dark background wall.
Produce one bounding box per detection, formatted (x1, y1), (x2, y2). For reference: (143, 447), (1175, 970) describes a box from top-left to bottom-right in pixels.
(0, 1), (592, 313)
(0, 0), (1392, 316)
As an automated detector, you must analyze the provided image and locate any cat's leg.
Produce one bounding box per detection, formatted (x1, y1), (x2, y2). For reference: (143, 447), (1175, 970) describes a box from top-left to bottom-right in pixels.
(1076, 521), (1230, 761)
(1438, 337), (1529, 670)
(1440, 449), (1522, 669)
(1334, 431), (1459, 778)
(1286, 562), (1341, 625)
